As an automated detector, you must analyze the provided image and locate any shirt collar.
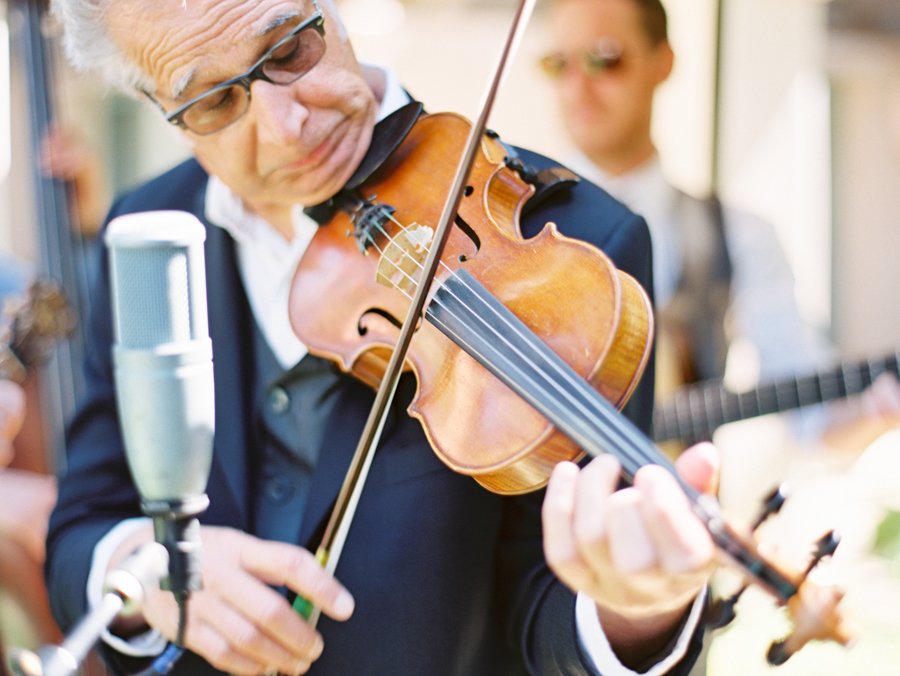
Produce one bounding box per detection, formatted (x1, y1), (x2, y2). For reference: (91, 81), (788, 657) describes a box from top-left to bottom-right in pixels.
(566, 150), (665, 207)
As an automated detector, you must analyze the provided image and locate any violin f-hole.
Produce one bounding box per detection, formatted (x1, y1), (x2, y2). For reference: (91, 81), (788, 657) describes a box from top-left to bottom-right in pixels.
(453, 214), (481, 263)
(358, 307), (403, 335)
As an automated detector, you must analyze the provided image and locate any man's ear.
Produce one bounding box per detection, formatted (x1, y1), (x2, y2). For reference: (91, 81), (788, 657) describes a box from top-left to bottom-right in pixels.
(654, 40), (675, 86)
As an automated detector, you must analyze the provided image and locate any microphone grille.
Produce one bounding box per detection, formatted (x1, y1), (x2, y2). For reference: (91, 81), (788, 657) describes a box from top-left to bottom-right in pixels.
(105, 211), (209, 349)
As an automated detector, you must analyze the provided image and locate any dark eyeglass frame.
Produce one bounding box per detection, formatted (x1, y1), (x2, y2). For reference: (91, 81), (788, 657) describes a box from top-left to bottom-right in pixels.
(539, 38), (624, 79)
(143, 0), (325, 135)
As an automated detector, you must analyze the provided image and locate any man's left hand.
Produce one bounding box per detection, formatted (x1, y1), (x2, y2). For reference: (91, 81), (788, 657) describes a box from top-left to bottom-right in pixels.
(542, 443), (718, 659)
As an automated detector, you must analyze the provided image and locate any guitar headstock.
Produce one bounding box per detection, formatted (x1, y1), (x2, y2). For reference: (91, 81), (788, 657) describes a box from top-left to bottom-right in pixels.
(0, 278), (76, 383)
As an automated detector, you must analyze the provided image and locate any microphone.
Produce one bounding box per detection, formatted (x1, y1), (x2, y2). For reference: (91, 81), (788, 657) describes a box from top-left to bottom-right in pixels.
(105, 211), (214, 599)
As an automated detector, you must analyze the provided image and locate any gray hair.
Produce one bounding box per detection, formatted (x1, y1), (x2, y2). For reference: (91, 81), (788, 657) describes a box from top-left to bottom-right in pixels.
(51, 0), (155, 94)
(52, 0), (347, 96)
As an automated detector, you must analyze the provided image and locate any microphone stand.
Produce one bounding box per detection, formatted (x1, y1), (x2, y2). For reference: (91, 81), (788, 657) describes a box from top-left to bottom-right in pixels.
(7, 543), (168, 676)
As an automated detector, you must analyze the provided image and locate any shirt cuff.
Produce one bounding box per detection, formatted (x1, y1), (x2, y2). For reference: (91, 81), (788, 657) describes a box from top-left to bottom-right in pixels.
(575, 587), (707, 675)
(87, 517), (168, 657)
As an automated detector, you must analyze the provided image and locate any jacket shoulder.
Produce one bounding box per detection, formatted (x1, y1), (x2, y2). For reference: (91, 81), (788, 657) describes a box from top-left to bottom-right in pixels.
(514, 147), (648, 248)
(111, 158), (209, 217)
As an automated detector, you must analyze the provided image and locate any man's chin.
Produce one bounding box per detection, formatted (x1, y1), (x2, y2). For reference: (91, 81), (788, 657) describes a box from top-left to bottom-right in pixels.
(296, 140), (370, 206)
(570, 127), (620, 156)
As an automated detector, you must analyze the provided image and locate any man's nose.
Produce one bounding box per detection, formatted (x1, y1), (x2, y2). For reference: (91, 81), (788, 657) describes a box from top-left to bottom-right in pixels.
(250, 80), (309, 144)
(558, 62), (601, 101)
(560, 61), (593, 88)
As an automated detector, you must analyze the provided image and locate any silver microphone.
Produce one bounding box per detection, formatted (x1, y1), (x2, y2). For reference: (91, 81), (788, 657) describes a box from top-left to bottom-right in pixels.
(105, 211), (214, 596)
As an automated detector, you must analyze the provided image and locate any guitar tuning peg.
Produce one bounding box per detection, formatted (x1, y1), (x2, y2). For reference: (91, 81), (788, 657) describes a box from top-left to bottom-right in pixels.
(804, 530), (840, 577)
(750, 483), (789, 532)
(704, 584), (747, 629)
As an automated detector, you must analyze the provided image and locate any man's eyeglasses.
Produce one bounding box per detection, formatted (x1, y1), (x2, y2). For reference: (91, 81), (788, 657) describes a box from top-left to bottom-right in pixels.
(145, 0), (326, 136)
(539, 38), (623, 79)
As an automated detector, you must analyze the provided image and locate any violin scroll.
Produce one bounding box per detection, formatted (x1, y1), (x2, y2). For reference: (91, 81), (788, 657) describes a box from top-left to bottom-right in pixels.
(764, 528), (852, 665)
(705, 484), (854, 665)
(767, 572), (854, 665)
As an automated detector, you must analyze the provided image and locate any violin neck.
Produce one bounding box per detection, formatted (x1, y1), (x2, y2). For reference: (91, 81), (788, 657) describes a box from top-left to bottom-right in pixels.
(427, 269), (799, 602)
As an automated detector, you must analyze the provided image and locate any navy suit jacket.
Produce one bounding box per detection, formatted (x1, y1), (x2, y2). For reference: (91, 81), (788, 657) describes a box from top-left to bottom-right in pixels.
(47, 150), (702, 675)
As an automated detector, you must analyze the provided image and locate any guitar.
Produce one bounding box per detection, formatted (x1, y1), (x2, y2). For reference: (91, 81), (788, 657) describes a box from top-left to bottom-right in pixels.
(652, 351), (900, 445)
(0, 278), (76, 385)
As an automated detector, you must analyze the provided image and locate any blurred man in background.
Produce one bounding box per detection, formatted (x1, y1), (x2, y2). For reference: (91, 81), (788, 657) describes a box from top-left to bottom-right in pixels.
(541, 0), (900, 447)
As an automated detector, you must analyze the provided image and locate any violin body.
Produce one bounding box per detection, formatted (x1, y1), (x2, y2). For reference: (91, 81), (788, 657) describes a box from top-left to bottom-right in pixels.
(289, 112), (653, 494)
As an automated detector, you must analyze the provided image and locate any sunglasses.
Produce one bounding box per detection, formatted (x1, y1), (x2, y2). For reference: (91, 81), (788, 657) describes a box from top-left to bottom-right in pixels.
(539, 37), (623, 79)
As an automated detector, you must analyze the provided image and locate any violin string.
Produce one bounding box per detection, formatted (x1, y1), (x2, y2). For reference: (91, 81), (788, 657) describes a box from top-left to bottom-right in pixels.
(362, 220), (804, 596)
(366, 211), (656, 474)
(358, 209), (662, 476)
(338, 216), (814, 619)
(369, 216), (657, 477)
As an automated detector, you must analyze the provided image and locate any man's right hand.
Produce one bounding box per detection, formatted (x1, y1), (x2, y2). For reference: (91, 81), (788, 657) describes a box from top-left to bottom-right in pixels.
(116, 525), (355, 676)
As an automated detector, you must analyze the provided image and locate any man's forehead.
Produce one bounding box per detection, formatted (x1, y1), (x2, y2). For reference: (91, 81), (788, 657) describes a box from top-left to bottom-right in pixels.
(111, 0), (308, 98)
(550, 0), (644, 43)
(115, 0), (304, 24)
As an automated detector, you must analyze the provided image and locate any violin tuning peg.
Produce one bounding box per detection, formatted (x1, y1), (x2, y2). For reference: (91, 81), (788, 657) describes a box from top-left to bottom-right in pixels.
(750, 483), (789, 533)
(768, 564), (855, 666)
(704, 584), (747, 629)
(766, 638), (793, 666)
(804, 530), (841, 577)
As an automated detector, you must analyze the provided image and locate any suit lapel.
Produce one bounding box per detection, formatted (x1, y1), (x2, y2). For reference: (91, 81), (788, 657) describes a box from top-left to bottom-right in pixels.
(198, 195), (254, 529)
(186, 170), (397, 547)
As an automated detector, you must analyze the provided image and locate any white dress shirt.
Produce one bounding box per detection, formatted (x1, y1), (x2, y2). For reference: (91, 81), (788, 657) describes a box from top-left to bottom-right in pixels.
(565, 151), (831, 383)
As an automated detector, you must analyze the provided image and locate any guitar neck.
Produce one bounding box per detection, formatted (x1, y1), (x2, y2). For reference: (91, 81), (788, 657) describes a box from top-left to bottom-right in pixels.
(652, 351), (900, 445)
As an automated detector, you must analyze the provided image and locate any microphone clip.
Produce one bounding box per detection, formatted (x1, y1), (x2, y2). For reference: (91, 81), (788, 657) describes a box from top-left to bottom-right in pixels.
(143, 495), (210, 596)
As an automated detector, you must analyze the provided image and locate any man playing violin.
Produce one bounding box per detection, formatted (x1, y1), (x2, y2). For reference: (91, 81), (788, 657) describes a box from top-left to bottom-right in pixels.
(46, 1), (718, 674)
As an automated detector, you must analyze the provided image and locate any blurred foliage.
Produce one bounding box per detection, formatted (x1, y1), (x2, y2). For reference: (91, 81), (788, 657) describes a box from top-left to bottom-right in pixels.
(873, 509), (900, 576)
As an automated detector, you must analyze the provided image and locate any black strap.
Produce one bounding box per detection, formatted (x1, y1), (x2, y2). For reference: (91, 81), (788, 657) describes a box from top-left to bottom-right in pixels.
(304, 101), (424, 224)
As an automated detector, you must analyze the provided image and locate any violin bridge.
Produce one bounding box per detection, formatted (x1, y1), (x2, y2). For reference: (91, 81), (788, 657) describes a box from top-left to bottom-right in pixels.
(375, 222), (435, 296)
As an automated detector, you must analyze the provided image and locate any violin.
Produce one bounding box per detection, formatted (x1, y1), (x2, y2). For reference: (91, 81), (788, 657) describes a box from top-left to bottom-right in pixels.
(287, 108), (852, 663)
(291, 110), (652, 495)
